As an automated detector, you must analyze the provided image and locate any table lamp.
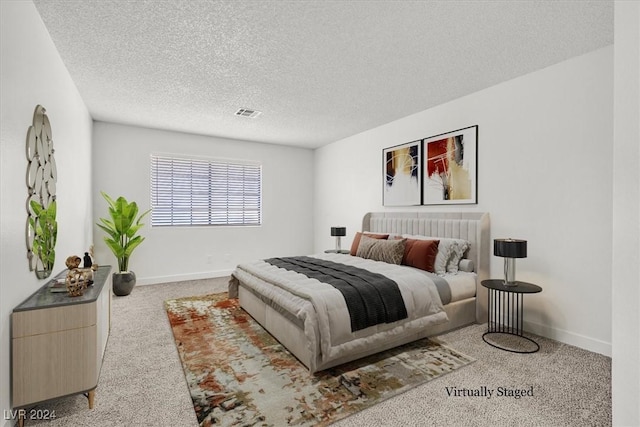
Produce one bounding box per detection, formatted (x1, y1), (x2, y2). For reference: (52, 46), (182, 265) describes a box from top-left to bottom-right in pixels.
(494, 238), (527, 286)
(331, 227), (346, 252)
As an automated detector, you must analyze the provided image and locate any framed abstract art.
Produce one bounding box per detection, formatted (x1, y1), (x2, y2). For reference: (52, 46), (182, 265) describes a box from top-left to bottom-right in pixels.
(383, 140), (421, 206)
(423, 125), (478, 205)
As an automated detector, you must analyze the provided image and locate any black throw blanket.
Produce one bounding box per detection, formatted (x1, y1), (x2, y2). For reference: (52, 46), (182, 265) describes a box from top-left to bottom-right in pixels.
(264, 256), (408, 332)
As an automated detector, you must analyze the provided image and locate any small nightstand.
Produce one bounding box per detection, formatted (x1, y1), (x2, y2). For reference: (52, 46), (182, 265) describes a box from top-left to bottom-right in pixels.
(324, 249), (350, 254)
(481, 279), (542, 353)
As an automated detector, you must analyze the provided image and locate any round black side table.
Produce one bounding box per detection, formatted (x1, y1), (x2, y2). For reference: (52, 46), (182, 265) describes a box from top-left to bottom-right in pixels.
(481, 279), (542, 353)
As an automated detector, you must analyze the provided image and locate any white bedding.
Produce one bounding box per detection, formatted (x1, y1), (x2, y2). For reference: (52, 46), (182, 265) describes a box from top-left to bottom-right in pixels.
(444, 272), (477, 301)
(232, 252), (454, 368)
(406, 267), (477, 303)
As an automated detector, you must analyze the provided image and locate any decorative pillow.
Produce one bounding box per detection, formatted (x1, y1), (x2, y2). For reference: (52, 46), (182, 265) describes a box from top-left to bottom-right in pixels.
(433, 240), (456, 275)
(402, 235), (468, 275)
(458, 259), (475, 273)
(350, 232), (389, 256)
(394, 237), (440, 272)
(447, 240), (470, 274)
(356, 235), (406, 265)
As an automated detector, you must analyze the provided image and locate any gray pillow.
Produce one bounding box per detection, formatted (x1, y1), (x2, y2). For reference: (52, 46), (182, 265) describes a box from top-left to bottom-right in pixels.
(356, 235), (406, 265)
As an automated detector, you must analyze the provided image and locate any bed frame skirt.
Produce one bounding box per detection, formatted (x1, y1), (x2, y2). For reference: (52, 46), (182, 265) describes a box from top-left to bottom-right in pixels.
(233, 211), (490, 372)
(237, 284), (475, 371)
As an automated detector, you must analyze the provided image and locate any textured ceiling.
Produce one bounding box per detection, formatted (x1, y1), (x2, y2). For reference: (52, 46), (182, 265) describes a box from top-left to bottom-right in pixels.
(33, 1), (613, 149)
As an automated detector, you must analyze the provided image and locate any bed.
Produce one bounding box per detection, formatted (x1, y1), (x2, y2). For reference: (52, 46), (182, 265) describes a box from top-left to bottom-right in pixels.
(229, 211), (490, 372)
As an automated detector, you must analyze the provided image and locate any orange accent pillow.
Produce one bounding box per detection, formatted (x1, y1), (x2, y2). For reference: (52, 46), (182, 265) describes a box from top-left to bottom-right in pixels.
(350, 232), (389, 255)
(398, 238), (440, 272)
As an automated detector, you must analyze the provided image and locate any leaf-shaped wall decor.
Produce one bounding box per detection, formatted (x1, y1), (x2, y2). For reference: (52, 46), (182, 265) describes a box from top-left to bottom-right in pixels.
(26, 105), (57, 279)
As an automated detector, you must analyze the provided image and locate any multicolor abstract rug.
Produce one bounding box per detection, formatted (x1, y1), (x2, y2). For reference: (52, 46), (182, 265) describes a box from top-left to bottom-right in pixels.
(165, 293), (475, 427)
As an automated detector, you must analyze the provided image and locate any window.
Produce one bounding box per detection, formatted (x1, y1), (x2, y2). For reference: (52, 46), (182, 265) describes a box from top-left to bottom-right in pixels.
(150, 154), (262, 227)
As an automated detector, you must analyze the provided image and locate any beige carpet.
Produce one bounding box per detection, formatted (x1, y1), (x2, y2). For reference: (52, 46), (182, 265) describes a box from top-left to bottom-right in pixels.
(22, 277), (611, 427)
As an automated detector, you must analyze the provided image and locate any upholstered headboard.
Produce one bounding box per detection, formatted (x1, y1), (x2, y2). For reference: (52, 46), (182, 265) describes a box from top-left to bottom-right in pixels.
(362, 211), (490, 322)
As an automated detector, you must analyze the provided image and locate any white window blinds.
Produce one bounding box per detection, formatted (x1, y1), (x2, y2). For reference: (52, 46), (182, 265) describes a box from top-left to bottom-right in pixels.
(150, 154), (262, 226)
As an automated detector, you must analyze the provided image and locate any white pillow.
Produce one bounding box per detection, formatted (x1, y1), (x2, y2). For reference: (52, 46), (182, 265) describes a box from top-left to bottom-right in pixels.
(458, 259), (475, 273)
(447, 240), (470, 274)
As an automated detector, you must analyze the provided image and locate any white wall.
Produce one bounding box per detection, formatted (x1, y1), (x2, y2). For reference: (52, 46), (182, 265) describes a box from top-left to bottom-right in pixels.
(92, 122), (314, 284)
(0, 1), (93, 424)
(612, 1), (640, 425)
(315, 46), (614, 356)
(2, 1), (632, 423)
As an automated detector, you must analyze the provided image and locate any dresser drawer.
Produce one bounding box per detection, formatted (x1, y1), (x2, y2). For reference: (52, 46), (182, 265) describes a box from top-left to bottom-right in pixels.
(12, 302), (96, 338)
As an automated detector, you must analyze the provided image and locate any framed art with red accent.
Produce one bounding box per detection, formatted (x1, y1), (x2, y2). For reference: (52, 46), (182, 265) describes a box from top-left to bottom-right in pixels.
(423, 125), (478, 205)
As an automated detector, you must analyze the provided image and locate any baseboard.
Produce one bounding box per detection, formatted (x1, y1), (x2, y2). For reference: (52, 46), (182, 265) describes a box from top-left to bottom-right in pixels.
(134, 274), (612, 357)
(524, 320), (611, 357)
(136, 269), (233, 285)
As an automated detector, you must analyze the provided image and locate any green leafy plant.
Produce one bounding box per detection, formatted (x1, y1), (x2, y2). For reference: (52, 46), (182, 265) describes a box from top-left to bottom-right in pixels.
(29, 200), (57, 273)
(97, 192), (151, 272)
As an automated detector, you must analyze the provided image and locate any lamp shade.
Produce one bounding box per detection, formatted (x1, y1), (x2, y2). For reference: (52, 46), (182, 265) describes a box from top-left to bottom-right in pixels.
(330, 227), (346, 237)
(494, 239), (527, 258)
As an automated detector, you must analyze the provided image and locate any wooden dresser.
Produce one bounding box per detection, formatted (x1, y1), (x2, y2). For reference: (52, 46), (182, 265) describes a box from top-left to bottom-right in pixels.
(11, 265), (112, 422)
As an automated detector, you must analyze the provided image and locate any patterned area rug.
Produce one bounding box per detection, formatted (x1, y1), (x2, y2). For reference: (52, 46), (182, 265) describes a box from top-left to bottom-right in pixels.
(165, 293), (475, 427)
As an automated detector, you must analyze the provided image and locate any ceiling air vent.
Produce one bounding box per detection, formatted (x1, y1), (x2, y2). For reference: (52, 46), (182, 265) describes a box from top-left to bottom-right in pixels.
(235, 108), (262, 118)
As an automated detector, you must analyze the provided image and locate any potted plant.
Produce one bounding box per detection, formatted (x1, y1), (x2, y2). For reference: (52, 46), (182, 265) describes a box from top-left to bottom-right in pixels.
(97, 192), (151, 296)
(29, 200), (57, 279)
